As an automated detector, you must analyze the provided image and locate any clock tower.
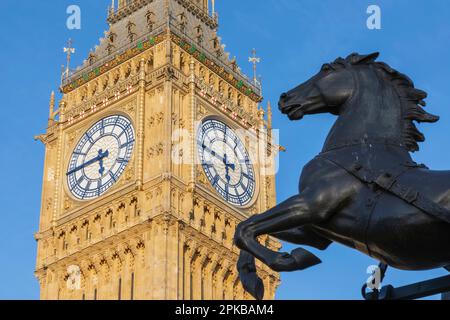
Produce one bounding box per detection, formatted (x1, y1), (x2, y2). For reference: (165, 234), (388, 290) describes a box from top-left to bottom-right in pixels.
(35, 0), (280, 300)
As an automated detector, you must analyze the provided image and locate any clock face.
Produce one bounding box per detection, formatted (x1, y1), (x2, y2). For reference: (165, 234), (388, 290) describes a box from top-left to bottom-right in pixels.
(67, 115), (135, 200)
(197, 119), (256, 207)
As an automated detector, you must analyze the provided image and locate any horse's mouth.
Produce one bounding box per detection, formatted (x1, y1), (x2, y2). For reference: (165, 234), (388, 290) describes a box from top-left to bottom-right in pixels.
(279, 103), (305, 120)
(279, 94), (329, 120)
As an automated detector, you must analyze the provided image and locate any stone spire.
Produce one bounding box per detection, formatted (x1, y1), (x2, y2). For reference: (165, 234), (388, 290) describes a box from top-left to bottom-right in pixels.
(267, 101), (272, 130)
(61, 0), (261, 102)
(48, 91), (55, 126)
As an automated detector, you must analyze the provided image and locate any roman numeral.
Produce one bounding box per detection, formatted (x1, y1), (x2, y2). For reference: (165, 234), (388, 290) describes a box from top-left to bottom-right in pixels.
(120, 140), (134, 149)
(204, 163), (214, 169)
(117, 124), (130, 138)
(225, 184), (229, 200)
(109, 172), (117, 182)
(116, 158), (128, 164)
(243, 173), (254, 181)
(85, 133), (95, 144)
(100, 120), (105, 135)
(212, 175), (220, 186)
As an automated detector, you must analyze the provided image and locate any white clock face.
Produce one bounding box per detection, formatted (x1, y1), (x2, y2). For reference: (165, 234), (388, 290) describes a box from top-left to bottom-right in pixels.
(197, 119), (256, 207)
(67, 115), (135, 200)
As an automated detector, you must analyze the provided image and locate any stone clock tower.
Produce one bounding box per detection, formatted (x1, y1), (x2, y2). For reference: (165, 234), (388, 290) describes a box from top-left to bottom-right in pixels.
(35, 0), (280, 300)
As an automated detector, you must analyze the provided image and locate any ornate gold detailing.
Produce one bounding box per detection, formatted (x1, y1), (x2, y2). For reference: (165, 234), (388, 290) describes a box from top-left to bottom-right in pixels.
(45, 197), (53, 211)
(124, 99), (137, 114)
(146, 142), (164, 159)
(147, 112), (164, 128)
(197, 104), (208, 120)
(64, 196), (73, 211)
(123, 164), (135, 183)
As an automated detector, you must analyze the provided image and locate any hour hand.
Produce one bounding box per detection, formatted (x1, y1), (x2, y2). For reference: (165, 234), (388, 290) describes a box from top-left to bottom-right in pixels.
(223, 153), (236, 171)
(98, 159), (105, 176)
(67, 149), (109, 176)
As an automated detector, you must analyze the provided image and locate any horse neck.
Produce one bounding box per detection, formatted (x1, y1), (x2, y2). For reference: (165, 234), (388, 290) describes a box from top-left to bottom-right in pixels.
(323, 67), (407, 153)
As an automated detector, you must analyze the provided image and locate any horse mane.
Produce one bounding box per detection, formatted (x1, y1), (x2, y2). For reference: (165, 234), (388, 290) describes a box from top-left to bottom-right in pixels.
(331, 53), (439, 152)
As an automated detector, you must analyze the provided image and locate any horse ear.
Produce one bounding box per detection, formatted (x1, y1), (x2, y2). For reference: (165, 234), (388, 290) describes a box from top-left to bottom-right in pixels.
(346, 52), (380, 64)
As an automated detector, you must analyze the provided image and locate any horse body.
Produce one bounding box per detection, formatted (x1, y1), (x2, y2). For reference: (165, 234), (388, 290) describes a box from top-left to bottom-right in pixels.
(306, 154), (450, 270)
(234, 52), (450, 300)
(365, 167), (450, 269)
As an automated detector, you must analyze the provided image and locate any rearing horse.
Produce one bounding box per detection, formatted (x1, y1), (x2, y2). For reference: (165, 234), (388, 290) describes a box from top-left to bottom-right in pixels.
(234, 52), (450, 300)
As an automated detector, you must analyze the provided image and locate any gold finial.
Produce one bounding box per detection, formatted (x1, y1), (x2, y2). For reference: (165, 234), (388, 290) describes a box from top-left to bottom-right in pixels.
(258, 107), (265, 126)
(248, 48), (261, 88)
(109, 0), (115, 15)
(211, 0), (215, 15)
(63, 39), (75, 82)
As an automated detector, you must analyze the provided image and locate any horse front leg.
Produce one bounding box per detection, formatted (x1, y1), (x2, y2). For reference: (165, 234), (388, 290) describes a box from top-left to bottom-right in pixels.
(235, 191), (331, 272)
(237, 227), (332, 300)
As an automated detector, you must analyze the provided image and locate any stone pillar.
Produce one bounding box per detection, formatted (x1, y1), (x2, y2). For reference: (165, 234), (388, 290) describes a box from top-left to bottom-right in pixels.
(166, 218), (179, 299)
(136, 58), (146, 190)
(202, 254), (217, 299)
(183, 241), (195, 300)
(191, 248), (202, 300)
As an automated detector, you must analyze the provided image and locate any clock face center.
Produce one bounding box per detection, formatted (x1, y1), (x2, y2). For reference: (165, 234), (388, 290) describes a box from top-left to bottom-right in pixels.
(83, 136), (119, 180)
(208, 141), (242, 186)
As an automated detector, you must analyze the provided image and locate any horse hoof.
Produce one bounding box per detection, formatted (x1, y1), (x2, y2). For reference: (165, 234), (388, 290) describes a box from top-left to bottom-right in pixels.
(237, 252), (265, 300)
(291, 248), (322, 270)
(240, 273), (265, 301)
(269, 248), (322, 272)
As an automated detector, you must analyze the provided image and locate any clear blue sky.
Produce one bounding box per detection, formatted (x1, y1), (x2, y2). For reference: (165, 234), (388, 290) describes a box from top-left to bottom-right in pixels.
(1, 0), (450, 300)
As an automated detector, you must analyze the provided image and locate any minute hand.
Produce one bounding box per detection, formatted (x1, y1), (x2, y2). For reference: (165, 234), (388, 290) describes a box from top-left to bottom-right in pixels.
(203, 145), (236, 170)
(67, 150), (109, 176)
(202, 144), (226, 163)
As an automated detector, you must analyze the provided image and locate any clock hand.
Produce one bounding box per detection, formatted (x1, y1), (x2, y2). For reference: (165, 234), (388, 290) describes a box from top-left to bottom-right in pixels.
(224, 154), (230, 182)
(97, 149), (107, 176)
(67, 149), (109, 176)
(227, 162), (236, 171)
(98, 158), (105, 176)
(224, 153), (235, 184)
(223, 153), (236, 171)
(202, 144), (227, 163)
(202, 144), (237, 171)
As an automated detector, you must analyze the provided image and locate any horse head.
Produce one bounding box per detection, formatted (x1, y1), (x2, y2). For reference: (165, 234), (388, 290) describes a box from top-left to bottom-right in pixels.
(279, 52), (440, 152)
(278, 53), (366, 120)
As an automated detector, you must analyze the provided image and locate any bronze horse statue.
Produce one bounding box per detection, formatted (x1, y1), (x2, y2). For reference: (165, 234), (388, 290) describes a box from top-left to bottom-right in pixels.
(234, 52), (450, 300)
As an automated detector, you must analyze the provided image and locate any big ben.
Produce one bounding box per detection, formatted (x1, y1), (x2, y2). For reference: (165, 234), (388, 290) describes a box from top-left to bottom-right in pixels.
(35, 0), (280, 300)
